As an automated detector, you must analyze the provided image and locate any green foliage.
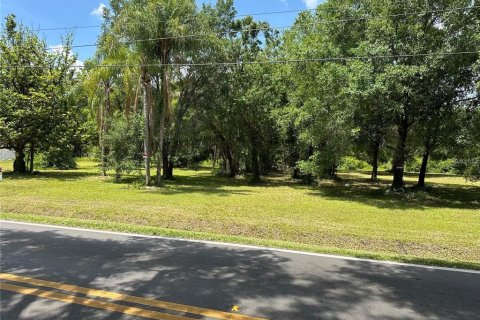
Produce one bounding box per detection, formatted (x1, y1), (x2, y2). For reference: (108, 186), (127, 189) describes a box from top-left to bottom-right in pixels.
(298, 151), (337, 178)
(104, 113), (144, 181)
(406, 158), (460, 174)
(339, 156), (372, 171)
(0, 14), (80, 173)
(41, 145), (77, 170)
(427, 159), (458, 174)
(464, 159), (480, 182)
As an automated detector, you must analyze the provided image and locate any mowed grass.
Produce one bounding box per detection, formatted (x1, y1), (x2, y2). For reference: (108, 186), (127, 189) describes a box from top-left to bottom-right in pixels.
(1, 158), (479, 269)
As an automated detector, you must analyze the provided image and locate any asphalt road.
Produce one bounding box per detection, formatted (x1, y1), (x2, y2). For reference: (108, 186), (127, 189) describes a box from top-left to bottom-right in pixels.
(1, 221), (479, 320)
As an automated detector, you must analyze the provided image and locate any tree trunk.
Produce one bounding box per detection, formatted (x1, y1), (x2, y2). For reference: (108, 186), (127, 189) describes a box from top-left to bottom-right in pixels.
(224, 146), (236, 177)
(13, 147), (27, 173)
(213, 126), (237, 178)
(371, 140), (380, 181)
(161, 146), (173, 180)
(99, 97), (106, 176)
(329, 163), (337, 178)
(163, 158), (174, 180)
(29, 143), (35, 173)
(251, 143), (261, 182)
(221, 153), (227, 173)
(392, 117), (408, 189)
(286, 125), (300, 178)
(156, 59), (169, 186)
(99, 81), (110, 177)
(417, 148), (430, 188)
(142, 72), (151, 186)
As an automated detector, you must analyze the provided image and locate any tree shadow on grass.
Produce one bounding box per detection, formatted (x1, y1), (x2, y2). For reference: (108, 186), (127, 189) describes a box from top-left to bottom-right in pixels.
(307, 177), (480, 211)
(156, 170), (480, 210)
(3, 170), (99, 182)
(3, 167), (478, 209)
(124, 172), (299, 196)
(1, 227), (479, 319)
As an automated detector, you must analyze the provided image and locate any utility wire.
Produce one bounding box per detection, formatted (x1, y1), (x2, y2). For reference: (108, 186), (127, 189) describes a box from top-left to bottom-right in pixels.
(32, 11), (311, 31)
(2, 51), (478, 69)
(32, 7), (320, 31)
(33, 25), (103, 31)
(30, 0), (439, 32)
(43, 5), (479, 51)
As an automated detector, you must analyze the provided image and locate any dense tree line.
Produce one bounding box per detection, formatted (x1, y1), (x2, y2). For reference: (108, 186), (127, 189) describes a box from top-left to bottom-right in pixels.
(1, 0), (479, 189)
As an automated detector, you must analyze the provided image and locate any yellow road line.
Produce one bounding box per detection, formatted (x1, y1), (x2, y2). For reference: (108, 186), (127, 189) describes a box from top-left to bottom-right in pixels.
(0, 282), (192, 320)
(0, 273), (265, 320)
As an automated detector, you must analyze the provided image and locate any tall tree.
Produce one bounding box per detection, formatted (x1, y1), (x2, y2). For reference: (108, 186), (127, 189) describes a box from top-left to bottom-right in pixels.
(358, 0), (479, 189)
(110, 0), (197, 186)
(0, 14), (76, 173)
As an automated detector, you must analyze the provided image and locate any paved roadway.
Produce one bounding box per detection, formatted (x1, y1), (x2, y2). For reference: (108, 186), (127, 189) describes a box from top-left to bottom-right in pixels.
(0, 221), (479, 320)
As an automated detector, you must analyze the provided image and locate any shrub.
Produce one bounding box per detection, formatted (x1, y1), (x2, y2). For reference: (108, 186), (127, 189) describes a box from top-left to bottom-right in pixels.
(464, 158), (480, 182)
(429, 159), (456, 173)
(405, 157), (422, 173)
(338, 156), (371, 171)
(41, 144), (77, 170)
(104, 113), (143, 181)
(406, 157), (462, 174)
(297, 150), (343, 179)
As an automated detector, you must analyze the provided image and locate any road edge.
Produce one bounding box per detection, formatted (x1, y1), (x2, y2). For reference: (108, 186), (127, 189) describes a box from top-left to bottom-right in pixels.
(2, 218), (480, 274)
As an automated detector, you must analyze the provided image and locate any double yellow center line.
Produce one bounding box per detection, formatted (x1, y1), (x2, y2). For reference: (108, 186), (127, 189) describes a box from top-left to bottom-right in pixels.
(0, 273), (265, 320)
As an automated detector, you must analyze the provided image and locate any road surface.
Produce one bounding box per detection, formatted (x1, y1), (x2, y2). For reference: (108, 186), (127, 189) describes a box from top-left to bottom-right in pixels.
(1, 220), (479, 319)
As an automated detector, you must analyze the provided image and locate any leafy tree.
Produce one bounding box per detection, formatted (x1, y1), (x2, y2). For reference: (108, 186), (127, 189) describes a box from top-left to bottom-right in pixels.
(110, 0), (197, 185)
(349, 60), (393, 181)
(357, 0), (479, 189)
(0, 14), (77, 173)
(282, 5), (358, 178)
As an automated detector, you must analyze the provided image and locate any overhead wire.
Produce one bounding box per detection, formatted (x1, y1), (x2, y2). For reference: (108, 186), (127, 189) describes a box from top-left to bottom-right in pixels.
(41, 5), (479, 51)
(30, 0), (448, 32)
(32, 6), (320, 31)
(1, 51), (478, 69)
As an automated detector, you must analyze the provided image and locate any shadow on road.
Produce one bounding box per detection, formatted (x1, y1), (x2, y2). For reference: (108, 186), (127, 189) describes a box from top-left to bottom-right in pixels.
(1, 228), (479, 319)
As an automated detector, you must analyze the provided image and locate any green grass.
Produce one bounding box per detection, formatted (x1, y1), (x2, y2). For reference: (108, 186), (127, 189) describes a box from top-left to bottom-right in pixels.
(1, 158), (479, 270)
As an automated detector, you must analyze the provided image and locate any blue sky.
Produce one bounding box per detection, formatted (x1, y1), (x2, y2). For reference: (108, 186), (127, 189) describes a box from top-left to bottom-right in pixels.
(0, 0), (322, 63)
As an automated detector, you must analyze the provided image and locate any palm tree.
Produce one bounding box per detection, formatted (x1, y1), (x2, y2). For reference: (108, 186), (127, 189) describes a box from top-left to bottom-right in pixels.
(113, 0), (197, 186)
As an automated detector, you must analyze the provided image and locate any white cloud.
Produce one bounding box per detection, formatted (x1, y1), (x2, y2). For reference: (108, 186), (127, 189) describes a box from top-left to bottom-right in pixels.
(48, 44), (84, 70)
(280, 0), (288, 6)
(74, 59), (84, 68)
(91, 3), (107, 18)
(48, 44), (65, 54)
(302, 0), (320, 9)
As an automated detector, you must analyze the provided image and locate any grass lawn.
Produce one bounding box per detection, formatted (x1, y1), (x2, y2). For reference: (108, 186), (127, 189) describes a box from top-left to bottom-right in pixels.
(1, 158), (479, 269)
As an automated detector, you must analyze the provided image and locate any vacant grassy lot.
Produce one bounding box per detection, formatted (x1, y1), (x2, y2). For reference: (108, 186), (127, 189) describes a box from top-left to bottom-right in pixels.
(1, 158), (479, 269)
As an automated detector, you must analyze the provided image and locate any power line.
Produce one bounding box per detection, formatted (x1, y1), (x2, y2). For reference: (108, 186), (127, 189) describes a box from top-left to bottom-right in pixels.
(33, 25), (102, 32)
(32, 7), (320, 32)
(2, 51), (478, 69)
(127, 5), (480, 42)
(30, 0), (440, 32)
(44, 5), (478, 51)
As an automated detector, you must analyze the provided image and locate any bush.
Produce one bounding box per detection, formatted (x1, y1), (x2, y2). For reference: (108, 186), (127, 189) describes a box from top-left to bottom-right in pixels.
(104, 113), (144, 181)
(405, 157), (465, 174)
(405, 157), (422, 173)
(41, 145), (77, 170)
(297, 151), (339, 178)
(428, 159), (456, 173)
(464, 158), (480, 182)
(338, 156), (371, 171)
